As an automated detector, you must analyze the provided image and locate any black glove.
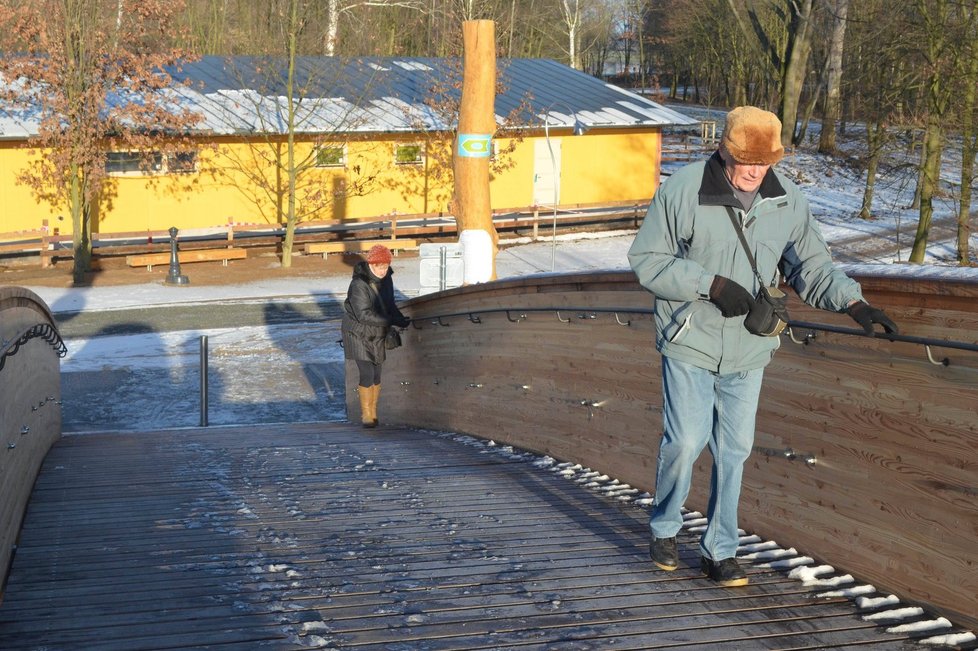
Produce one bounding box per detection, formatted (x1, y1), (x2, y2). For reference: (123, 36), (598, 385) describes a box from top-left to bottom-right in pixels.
(846, 301), (899, 337)
(708, 275), (754, 317)
(394, 316), (411, 328)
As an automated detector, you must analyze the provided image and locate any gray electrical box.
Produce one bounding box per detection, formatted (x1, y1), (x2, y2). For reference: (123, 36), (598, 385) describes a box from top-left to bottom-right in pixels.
(419, 243), (464, 295)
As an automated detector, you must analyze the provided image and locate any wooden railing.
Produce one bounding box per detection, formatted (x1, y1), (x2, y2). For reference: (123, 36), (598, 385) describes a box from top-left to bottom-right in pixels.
(355, 268), (978, 631)
(0, 288), (64, 595)
(0, 202), (648, 267)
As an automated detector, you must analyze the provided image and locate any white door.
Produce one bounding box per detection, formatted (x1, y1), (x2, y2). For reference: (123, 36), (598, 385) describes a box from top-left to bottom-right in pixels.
(533, 138), (561, 207)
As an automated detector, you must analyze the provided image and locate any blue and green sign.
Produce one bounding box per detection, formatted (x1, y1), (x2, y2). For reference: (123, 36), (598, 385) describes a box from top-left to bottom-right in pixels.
(458, 133), (492, 158)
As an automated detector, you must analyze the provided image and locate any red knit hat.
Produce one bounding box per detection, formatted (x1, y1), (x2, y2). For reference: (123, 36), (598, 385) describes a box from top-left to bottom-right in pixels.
(365, 244), (393, 264)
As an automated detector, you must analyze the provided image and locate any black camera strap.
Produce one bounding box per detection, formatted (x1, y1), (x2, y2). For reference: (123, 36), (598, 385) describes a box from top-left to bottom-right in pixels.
(724, 205), (775, 289)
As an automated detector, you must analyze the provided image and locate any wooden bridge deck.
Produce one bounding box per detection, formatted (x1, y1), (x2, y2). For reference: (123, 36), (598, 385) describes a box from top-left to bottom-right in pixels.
(0, 422), (932, 650)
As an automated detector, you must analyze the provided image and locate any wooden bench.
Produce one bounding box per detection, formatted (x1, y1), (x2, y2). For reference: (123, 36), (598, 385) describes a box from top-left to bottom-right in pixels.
(126, 247), (247, 271)
(304, 239), (418, 259)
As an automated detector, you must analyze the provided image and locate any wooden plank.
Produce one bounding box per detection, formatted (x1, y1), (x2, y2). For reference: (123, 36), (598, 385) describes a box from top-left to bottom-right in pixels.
(125, 247), (247, 269)
(376, 270), (978, 633)
(303, 238), (418, 257)
(0, 423), (930, 650)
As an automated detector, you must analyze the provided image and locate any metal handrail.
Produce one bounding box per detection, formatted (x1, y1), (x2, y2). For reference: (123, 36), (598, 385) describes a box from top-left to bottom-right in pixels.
(406, 306), (978, 365)
(0, 323), (68, 373)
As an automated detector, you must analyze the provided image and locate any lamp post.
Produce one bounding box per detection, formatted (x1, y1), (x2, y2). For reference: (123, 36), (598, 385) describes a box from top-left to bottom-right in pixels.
(542, 105), (588, 272)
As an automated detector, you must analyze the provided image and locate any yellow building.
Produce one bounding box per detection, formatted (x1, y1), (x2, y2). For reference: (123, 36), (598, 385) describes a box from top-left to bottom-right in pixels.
(0, 57), (697, 240)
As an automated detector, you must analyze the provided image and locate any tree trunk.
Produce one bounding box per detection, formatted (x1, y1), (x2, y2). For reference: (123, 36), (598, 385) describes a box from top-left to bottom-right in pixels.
(780, 0), (815, 146)
(859, 120), (886, 220)
(325, 0), (339, 56)
(957, 35), (978, 264)
(280, 0), (301, 269)
(69, 165), (91, 283)
(959, 132), (975, 264)
(561, 0), (581, 69)
(724, 0), (814, 147)
(819, 0), (849, 154)
(796, 65), (824, 144)
(910, 115), (944, 263)
(911, 131), (925, 210)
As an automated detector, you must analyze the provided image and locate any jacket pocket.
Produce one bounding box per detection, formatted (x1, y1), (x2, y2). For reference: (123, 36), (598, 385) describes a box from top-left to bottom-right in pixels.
(660, 300), (698, 344)
(667, 312), (692, 344)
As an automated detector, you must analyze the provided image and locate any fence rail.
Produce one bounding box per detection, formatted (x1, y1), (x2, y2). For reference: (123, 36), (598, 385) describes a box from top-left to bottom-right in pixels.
(372, 269), (978, 632)
(0, 202), (648, 267)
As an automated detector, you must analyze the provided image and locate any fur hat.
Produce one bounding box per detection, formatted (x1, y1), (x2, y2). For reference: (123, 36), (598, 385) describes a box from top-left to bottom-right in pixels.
(365, 244), (393, 265)
(721, 106), (784, 165)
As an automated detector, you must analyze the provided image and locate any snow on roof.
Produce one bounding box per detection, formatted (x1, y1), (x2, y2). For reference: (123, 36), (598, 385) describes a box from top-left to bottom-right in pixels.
(0, 56), (698, 139)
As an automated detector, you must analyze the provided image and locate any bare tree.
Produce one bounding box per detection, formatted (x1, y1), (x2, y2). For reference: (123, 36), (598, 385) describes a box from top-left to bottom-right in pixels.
(324, 0), (428, 56)
(0, 0), (201, 282)
(952, 3), (978, 264)
(212, 54), (381, 267)
(724, 0), (820, 145)
(908, 0), (978, 263)
(818, 0), (848, 153)
(558, 0), (583, 68)
(843, 0), (913, 221)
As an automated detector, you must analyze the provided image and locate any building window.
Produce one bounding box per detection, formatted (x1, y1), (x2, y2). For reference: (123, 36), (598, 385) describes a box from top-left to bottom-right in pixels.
(106, 151), (164, 175)
(105, 151), (197, 175)
(394, 143), (423, 165)
(315, 145), (346, 168)
(168, 151), (198, 174)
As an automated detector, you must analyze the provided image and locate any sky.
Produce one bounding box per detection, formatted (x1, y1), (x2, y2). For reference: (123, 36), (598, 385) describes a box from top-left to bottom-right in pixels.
(14, 107), (978, 646)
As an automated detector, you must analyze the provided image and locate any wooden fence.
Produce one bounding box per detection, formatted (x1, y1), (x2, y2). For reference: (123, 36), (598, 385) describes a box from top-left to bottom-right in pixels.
(0, 202), (648, 268)
(357, 268), (978, 631)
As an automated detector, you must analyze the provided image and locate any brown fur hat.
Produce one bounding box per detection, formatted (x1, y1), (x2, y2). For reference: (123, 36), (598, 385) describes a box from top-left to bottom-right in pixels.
(721, 106), (784, 165)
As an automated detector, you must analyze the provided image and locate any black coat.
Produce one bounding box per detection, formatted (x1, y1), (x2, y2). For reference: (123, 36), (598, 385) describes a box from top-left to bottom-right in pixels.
(341, 261), (409, 363)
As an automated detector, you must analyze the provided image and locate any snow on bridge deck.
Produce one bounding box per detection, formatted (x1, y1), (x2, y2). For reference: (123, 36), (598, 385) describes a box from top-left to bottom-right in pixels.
(0, 422), (938, 650)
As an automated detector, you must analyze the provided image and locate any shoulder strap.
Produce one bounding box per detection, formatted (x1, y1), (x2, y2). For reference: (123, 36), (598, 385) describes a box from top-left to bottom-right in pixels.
(724, 205), (770, 289)
(365, 280), (391, 318)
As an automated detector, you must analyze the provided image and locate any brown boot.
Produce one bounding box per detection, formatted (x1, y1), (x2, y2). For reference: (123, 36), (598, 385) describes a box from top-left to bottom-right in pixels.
(370, 384), (381, 426)
(359, 385), (376, 428)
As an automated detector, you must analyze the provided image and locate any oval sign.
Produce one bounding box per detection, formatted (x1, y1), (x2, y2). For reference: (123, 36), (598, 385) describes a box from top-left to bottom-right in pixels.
(458, 134), (492, 158)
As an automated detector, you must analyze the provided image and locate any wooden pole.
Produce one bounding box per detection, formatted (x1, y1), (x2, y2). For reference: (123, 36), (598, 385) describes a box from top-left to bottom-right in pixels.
(453, 20), (498, 282)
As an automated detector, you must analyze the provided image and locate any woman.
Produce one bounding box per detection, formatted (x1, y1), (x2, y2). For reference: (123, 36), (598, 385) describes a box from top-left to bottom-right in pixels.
(341, 244), (410, 428)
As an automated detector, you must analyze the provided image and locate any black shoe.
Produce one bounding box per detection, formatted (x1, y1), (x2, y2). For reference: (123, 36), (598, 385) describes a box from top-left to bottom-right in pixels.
(701, 556), (748, 587)
(649, 536), (678, 571)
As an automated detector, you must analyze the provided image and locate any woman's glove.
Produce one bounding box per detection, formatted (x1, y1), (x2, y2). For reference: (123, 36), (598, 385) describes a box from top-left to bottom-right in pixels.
(846, 301), (898, 337)
(709, 275), (754, 317)
(394, 316), (411, 328)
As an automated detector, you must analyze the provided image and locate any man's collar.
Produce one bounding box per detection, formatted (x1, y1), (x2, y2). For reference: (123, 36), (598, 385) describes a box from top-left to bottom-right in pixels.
(698, 151), (786, 207)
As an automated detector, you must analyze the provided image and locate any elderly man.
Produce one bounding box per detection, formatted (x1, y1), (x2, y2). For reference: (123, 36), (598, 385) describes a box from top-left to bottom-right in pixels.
(628, 106), (897, 586)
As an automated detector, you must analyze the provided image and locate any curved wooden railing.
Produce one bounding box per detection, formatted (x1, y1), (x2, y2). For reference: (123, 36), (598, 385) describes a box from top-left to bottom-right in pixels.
(0, 287), (64, 594)
(349, 267), (978, 631)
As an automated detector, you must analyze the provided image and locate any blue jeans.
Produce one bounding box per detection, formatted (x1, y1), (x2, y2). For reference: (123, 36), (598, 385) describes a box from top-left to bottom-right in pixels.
(650, 356), (764, 561)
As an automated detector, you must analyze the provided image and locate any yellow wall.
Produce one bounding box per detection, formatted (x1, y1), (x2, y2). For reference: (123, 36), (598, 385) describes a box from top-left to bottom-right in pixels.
(0, 143), (62, 235)
(0, 129), (661, 237)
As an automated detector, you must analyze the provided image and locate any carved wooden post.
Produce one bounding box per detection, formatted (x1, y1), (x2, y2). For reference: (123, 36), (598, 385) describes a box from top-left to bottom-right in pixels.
(453, 20), (498, 282)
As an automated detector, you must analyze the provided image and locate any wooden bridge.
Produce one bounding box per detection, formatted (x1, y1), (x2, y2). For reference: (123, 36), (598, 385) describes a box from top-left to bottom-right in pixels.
(0, 423), (958, 650)
(1, 270), (976, 650)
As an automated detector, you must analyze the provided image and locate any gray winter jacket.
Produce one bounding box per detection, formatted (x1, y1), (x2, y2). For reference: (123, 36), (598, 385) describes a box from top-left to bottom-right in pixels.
(342, 261), (409, 364)
(628, 151), (863, 374)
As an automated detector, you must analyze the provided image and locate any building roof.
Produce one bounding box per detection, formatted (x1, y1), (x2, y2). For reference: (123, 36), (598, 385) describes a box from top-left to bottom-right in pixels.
(0, 56), (698, 139)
